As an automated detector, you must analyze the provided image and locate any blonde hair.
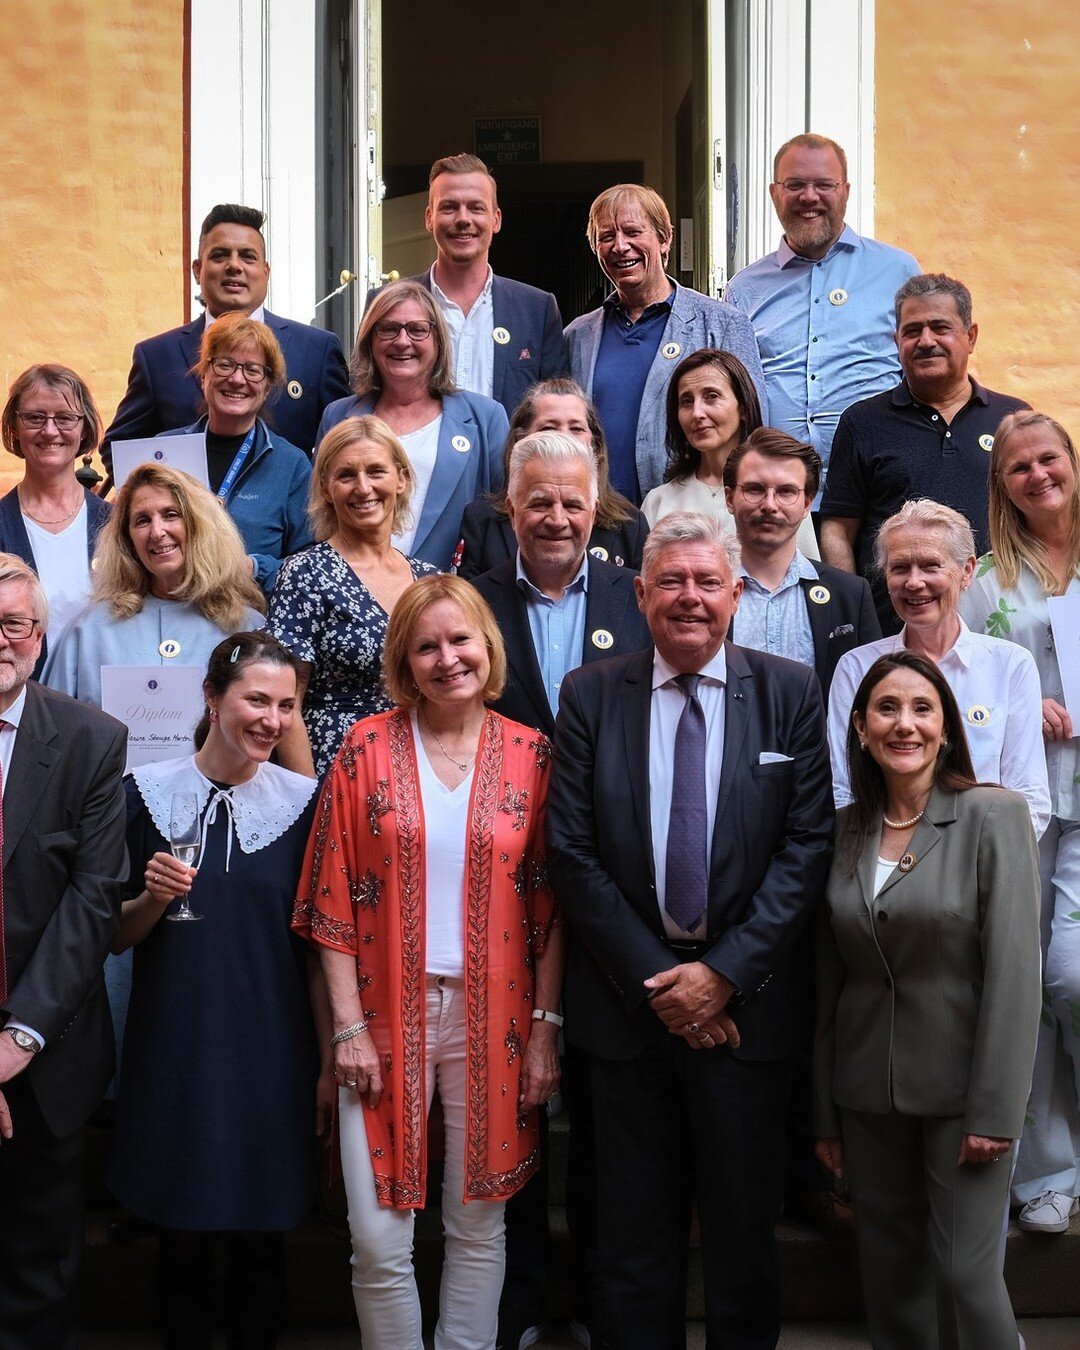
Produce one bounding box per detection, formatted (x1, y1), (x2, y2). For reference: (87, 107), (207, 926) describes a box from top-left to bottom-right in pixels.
(0, 551), (49, 626)
(988, 411), (1080, 592)
(308, 416), (415, 542)
(587, 184), (672, 256)
(195, 311), (286, 392)
(383, 575), (506, 710)
(349, 281), (456, 398)
(93, 464), (265, 627)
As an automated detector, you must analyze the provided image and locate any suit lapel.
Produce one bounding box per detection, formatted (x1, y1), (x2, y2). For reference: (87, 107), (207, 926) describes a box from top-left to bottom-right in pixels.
(581, 561), (630, 667)
(622, 653), (654, 876)
(860, 784), (953, 909)
(496, 574), (555, 737)
(412, 396), (474, 556)
(577, 309), (605, 397)
(178, 319), (204, 374)
(3, 685), (61, 867)
(710, 643), (753, 872)
(801, 579), (832, 680)
(491, 276), (510, 407)
(637, 292), (688, 438)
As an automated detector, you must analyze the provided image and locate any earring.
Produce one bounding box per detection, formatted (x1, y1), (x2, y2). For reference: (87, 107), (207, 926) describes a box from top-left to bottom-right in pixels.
(209, 709), (219, 723)
(859, 740), (868, 751)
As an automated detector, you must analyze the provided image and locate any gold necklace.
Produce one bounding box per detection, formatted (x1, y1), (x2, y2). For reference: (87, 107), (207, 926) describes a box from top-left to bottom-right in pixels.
(19, 487), (82, 525)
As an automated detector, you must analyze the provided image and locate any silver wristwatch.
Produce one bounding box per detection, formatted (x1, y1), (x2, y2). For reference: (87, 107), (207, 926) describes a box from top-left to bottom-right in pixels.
(4, 1027), (42, 1054)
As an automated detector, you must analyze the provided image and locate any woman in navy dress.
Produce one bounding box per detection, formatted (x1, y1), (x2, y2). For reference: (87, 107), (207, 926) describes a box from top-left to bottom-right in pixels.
(109, 631), (326, 1349)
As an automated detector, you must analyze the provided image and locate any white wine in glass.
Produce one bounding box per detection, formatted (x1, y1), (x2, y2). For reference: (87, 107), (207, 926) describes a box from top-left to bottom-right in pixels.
(166, 791), (203, 922)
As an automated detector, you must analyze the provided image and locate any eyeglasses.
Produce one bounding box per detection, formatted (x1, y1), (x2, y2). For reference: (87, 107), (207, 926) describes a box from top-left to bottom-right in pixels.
(373, 320), (436, 341)
(208, 357), (272, 382)
(16, 411), (84, 431)
(776, 178), (843, 196)
(737, 483), (806, 506)
(0, 615), (39, 640)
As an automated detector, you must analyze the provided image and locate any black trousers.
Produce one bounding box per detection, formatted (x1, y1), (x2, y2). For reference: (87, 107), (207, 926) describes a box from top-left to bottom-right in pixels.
(589, 1041), (792, 1350)
(0, 1076), (85, 1350)
(156, 1229), (287, 1350)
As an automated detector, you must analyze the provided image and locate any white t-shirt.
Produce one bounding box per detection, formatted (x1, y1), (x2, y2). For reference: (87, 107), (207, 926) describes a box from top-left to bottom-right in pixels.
(23, 503), (91, 643)
(412, 711), (470, 978)
(394, 416), (443, 555)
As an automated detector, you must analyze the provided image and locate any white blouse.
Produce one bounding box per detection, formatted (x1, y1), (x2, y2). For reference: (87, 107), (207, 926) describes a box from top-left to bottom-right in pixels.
(640, 474), (820, 560)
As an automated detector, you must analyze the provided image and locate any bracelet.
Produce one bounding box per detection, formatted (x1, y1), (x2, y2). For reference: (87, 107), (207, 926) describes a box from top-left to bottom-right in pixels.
(531, 1009), (564, 1028)
(330, 1020), (368, 1046)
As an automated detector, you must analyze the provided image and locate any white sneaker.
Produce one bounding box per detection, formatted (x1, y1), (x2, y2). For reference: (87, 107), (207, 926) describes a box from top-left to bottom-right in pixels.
(1017, 1190), (1079, 1233)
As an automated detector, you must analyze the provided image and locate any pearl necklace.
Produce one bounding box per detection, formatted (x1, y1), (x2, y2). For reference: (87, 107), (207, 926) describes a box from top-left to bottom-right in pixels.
(882, 809), (924, 830)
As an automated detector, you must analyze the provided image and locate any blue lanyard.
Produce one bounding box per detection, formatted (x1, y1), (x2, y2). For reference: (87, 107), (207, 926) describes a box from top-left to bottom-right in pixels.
(216, 425), (258, 503)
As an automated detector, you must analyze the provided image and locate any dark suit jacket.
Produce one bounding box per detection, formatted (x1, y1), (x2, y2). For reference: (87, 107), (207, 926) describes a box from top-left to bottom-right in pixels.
(730, 559), (880, 700)
(472, 556), (652, 738)
(547, 642), (834, 1062)
(368, 271), (570, 418)
(455, 496), (649, 580)
(2, 683), (127, 1137)
(0, 486), (112, 678)
(103, 309), (351, 458)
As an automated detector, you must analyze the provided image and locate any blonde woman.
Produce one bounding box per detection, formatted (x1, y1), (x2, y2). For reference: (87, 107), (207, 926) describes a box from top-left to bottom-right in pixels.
(268, 416), (437, 777)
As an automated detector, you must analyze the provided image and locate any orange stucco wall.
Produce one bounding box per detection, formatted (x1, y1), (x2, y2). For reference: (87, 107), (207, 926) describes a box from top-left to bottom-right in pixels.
(0, 0), (186, 490)
(875, 1), (1078, 433)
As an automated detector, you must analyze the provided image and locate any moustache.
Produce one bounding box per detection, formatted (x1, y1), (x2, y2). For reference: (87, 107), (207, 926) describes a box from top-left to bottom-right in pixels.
(914, 346), (948, 359)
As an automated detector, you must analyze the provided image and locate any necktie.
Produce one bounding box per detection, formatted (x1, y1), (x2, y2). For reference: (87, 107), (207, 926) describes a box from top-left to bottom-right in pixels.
(664, 674), (708, 934)
(0, 721), (7, 1005)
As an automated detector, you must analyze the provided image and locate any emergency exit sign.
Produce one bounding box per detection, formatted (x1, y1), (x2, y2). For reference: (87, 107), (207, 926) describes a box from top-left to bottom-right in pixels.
(474, 118), (541, 165)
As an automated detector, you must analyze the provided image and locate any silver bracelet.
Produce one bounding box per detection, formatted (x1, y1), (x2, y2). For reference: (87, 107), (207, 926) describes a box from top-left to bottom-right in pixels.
(531, 1009), (564, 1028)
(330, 1020), (368, 1046)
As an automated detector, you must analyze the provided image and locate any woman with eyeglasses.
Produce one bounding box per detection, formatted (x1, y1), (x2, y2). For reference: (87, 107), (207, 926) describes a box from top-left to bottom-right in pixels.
(160, 312), (313, 594)
(316, 279), (508, 570)
(642, 348), (819, 558)
(1, 364), (112, 671)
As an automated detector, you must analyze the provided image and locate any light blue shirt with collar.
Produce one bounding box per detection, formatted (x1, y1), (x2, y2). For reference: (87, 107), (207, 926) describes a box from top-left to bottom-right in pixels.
(1, 684), (46, 1050)
(516, 551), (589, 715)
(725, 225), (919, 501)
(735, 550), (818, 671)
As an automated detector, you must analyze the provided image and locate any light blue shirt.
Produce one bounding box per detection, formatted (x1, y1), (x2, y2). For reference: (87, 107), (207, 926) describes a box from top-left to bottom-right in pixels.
(734, 551), (818, 670)
(516, 552), (589, 714)
(725, 226), (919, 502)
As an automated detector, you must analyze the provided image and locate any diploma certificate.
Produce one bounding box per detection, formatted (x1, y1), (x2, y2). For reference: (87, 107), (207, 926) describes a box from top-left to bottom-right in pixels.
(111, 433), (210, 490)
(1048, 594), (1080, 729)
(100, 665), (207, 769)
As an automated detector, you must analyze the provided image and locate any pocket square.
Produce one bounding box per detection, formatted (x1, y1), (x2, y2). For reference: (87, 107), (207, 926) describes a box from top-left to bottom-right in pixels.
(828, 623), (855, 639)
(758, 752), (794, 765)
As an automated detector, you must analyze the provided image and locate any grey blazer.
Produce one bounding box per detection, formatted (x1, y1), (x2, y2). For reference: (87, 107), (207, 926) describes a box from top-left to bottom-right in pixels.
(814, 783), (1041, 1140)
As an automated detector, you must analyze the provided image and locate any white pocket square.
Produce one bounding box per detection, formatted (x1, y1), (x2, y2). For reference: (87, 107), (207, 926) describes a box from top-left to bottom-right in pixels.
(758, 752), (794, 765)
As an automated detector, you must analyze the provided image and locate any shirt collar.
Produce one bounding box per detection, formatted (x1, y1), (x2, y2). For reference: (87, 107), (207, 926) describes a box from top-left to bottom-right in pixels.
(602, 277), (676, 320)
(651, 644), (728, 692)
(892, 376), (988, 409)
(738, 549), (819, 593)
(430, 264), (493, 306)
(776, 223), (858, 269)
(204, 305), (266, 328)
(0, 683), (27, 730)
(515, 549), (589, 601)
(901, 615), (974, 669)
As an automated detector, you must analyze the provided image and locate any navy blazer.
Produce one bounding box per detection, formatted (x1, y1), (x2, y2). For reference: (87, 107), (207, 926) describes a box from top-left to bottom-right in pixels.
(547, 642), (834, 1062)
(455, 495), (649, 580)
(471, 556), (652, 738)
(730, 559), (880, 700)
(0, 485), (112, 678)
(368, 271), (569, 418)
(316, 390), (509, 571)
(103, 310), (351, 459)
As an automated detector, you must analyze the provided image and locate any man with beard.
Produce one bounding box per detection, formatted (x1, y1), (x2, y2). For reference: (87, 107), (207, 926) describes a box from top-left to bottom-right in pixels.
(819, 272), (1029, 633)
(726, 134), (919, 503)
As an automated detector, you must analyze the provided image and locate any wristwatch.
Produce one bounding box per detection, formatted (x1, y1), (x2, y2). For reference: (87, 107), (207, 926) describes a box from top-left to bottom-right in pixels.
(4, 1027), (42, 1054)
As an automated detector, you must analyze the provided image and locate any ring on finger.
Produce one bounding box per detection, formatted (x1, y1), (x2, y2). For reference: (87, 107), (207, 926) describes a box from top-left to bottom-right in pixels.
(686, 1022), (700, 1034)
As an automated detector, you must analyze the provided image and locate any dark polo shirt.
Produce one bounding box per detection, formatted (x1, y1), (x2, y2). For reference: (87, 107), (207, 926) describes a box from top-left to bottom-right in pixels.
(820, 377), (1029, 633)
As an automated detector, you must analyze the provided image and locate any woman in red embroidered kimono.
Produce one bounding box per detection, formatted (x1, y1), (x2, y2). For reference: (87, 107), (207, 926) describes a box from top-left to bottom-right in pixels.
(293, 574), (565, 1350)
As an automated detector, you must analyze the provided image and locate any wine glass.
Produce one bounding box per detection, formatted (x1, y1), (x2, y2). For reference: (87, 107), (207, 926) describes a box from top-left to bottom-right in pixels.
(166, 791), (203, 922)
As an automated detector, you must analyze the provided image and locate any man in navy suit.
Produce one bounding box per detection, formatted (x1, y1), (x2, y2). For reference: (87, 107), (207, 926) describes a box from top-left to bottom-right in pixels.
(547, 512), (833, 1349)
(104, 203), (350, 459)
(376, 154), (568, 418)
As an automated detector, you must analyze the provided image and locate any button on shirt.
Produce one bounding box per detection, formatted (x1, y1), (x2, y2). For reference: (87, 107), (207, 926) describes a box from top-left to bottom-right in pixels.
(592, 291), (673, 504)
(725, 227), (919, 502)
(517, 552), (589, 715)
(430, 265), (495, 399)
(0, 685), (46, 1047)
(649, 649), (727, 938)
(827, 621), (1051, 837)
(733, 552), (818, 670)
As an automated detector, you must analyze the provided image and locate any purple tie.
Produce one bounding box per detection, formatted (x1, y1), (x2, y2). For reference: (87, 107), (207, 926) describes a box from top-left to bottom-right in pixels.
(664, 674), (708, 933)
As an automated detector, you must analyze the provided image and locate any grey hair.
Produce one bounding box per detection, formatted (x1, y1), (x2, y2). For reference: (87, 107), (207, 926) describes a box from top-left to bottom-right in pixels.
(0, 551), (49, 627)
(641, 511), (741, 579)
(874, 499), (976, 573)
(895, 272), (973, 329)
(507, 431), (598, 504)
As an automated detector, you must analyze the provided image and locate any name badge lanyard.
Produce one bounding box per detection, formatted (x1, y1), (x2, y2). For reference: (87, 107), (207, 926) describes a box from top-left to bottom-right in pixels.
(216, 425), (258, 503)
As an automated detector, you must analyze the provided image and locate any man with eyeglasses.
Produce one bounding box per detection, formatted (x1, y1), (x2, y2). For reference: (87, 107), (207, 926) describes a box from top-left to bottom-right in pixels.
(0, 554), (127, 1347)
(726, 134), (919, 504)
(104, 203), (350, 460)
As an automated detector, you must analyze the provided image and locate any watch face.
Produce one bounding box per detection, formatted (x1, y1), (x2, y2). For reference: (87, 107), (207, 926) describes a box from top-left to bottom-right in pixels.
(7, 1028), (38, 1052)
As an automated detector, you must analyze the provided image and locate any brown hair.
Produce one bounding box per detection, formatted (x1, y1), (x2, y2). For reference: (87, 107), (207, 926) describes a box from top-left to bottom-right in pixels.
(348, 280), (456, 398)
(723, 427), (822, 499)
(772, 134), (848, 182)
(2, 364), (102, 460)
(428, 153), (498, 205)
(193, 629), (302, 749)
(663, 349), (763, 483)
(382, 574), (506, 709)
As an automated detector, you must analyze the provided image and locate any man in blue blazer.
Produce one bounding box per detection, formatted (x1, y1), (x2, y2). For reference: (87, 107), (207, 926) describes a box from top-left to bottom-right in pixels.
(547, 511), (833, 1349)
(103, 204), (350, 460)
(565, 184), (766, 506)
(368, 154), (569, 418)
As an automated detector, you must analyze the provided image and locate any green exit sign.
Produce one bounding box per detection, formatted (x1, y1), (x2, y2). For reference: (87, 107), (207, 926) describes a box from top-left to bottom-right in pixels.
(474, 117), (541, 165)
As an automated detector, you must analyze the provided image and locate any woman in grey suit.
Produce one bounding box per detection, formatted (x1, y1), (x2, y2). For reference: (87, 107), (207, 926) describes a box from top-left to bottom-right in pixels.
(815, 650), (1042, 1349)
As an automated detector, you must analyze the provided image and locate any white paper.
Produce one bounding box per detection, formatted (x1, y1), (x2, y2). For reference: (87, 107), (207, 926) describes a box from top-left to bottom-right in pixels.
(100, 665), (207, 770)
(111, 433), (209, 490)
(1048, 594), (1080, 729)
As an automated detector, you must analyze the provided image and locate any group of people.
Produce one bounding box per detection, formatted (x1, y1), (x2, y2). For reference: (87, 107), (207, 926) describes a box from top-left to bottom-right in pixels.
(0, 132), (1075, 1350)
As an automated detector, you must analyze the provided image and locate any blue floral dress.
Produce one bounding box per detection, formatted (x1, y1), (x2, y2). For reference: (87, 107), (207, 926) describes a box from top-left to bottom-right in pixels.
(268, 542), (437, 774)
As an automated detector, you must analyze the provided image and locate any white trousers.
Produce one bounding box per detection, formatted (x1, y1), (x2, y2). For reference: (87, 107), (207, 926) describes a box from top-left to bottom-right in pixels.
(339, 975), (506, 1350)
(1013, 818), (1080, 1203)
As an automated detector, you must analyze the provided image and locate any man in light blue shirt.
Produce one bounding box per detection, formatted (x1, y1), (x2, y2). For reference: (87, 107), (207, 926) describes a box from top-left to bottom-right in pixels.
(726, 134), (919, 504)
